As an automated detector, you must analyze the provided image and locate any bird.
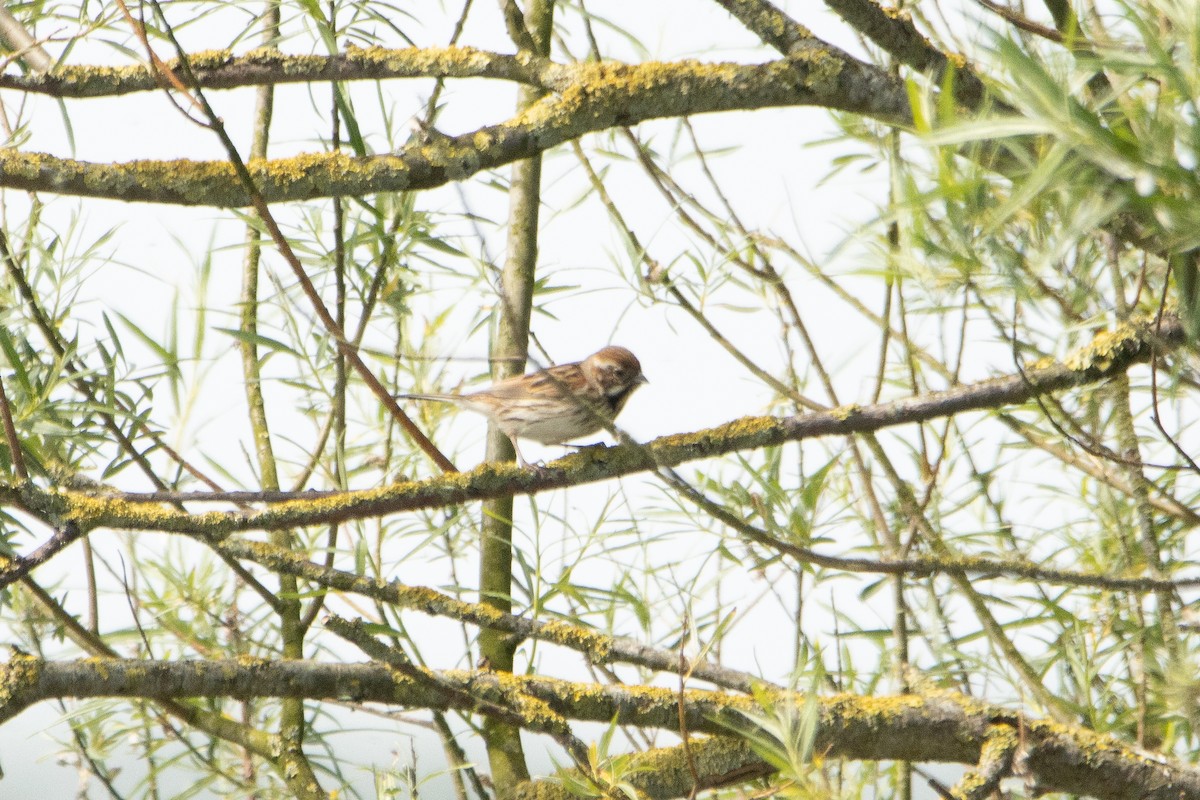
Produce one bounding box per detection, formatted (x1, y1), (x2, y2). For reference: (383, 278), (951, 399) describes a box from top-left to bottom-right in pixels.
(398, 346), (647, 466)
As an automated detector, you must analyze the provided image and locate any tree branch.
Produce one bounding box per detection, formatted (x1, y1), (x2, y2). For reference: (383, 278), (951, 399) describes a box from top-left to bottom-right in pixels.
(3, 656), (1198, 800)
(821, 0), (991, 107)
(513, 736), (770, 799)
(0, 46), (566, 97)
(6, 314), (1180, 534)
(212, 537), (772, 693)
(0, 56), (911, 205)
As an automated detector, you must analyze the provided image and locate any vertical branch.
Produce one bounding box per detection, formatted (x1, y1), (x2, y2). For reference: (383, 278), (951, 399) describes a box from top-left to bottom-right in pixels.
(478, 0), (554, 790)
(235, 3), (321, 796)
(240, 2), (282, 497)
(1106, 245), (1184, 740)
(885, 117), (912, 800)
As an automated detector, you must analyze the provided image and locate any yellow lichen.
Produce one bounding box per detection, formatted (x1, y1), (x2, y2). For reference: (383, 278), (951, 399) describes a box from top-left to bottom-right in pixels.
(84, 656), (113, 681)
(242, 47), (284, 63)
(784, 47), (845, 94)
(945, 52), (968, 69)
(0, 652), (41, 692)
(1062, 320), (1145, 371)
(832, 404), (861, 421)
(538, 620), (614, 660)
(184, 49), (235, 69)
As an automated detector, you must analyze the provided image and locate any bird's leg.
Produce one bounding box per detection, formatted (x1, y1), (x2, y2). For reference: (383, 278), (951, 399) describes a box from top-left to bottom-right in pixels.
(510, 436), (532, 468)
(510, 436), (552, 472)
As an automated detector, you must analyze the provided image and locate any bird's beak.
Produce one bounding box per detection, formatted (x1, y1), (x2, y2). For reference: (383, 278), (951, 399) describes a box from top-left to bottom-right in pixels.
(637, 374), (649, 385)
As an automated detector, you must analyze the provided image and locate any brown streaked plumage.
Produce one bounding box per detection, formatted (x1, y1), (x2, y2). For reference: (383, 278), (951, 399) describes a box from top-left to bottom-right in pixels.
(399, 346), (647, 465)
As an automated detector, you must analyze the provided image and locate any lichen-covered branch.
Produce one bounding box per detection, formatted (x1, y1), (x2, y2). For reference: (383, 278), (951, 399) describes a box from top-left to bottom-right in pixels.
(3, 656), (1198, 800)
(711, 0), (821, 57)
(209, 537), (769, 693)
(1, 314), (1180, 536)
(512, 736), (770, 799)
(0, 55), (910, 206)
(821, 0), (990, 107)
(0, 46), (567, 97)
(326, 614), (589, 767)
(951, 725), (1017, 800)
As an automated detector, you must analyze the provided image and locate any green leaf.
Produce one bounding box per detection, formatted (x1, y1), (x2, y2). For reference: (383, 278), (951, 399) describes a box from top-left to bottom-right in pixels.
(1172, 251), (1200, 341)
(215, 327), (303, 359)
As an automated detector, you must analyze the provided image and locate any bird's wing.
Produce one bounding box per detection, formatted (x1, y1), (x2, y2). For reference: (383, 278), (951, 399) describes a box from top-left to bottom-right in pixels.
(479, 363), (579, 400)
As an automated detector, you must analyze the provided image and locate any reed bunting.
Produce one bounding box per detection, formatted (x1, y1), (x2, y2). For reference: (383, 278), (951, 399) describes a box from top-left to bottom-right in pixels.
(399, 346), (647, 465)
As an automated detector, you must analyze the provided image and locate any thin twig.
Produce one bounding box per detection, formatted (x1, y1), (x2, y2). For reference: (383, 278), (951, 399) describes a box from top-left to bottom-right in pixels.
(0, 372), (27, 480)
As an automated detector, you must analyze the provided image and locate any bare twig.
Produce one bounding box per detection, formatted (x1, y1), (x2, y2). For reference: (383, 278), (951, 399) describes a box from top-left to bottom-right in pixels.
(0, 373), (27, 481)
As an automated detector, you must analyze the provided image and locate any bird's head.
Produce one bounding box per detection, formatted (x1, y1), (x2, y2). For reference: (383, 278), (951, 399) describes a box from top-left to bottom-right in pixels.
(582, 346), (647, 399)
